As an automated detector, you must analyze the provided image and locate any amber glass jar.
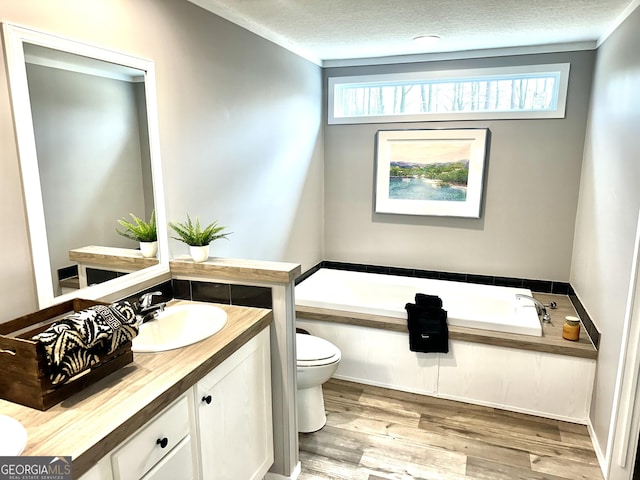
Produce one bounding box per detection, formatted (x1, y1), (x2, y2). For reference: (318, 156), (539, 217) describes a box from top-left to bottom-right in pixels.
(562, 316), (581, 341)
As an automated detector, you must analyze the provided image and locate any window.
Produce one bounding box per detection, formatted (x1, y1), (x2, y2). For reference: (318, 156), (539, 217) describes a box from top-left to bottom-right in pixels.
(328, 63), (570, 124)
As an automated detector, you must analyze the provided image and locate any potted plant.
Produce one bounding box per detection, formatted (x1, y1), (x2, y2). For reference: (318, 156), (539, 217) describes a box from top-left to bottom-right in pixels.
(169, 214), (231, 262)
(116, 211), (158, 258)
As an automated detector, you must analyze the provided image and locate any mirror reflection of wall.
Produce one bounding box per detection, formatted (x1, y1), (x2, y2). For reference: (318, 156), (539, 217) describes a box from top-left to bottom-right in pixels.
(23, 45), (154, 296)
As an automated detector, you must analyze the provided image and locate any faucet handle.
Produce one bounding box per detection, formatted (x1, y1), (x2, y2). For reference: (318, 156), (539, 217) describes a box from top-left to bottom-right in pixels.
(139, 291), (163, 308)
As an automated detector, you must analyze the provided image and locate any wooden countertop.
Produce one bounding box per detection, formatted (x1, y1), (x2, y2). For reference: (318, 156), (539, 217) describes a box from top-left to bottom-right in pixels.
(296, 293), (597, 360)
(0, 301), (272, 477)
(69, 245), (159, 270)
(170, 256), (302, 284)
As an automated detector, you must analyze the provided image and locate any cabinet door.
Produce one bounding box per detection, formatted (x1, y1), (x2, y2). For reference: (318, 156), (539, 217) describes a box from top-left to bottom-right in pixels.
(196, 327), (273, 480)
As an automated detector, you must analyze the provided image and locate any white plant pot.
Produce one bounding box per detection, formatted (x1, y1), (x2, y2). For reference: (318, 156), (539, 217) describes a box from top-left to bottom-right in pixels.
(139, 241), (158, 258)
(189, 244), (210, 263)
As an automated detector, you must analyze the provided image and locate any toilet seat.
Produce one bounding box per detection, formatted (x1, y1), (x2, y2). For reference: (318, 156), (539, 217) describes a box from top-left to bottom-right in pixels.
(296, 333), (341, 367)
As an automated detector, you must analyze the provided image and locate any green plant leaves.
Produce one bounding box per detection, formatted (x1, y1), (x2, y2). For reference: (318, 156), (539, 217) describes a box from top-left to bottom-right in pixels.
(116, 211), (157, 242)
(169, 214), (231, 247)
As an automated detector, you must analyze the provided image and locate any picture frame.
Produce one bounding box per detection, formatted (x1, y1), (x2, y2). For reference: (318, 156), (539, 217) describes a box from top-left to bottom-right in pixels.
(374, 128), (489, 218)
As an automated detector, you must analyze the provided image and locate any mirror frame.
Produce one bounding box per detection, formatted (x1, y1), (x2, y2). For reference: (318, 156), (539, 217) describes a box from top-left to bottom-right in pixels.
(3, 23), (169, 307)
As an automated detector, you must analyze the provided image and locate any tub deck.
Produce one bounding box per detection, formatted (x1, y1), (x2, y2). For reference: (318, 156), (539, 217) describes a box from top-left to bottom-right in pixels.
(296, 293), (597, 360)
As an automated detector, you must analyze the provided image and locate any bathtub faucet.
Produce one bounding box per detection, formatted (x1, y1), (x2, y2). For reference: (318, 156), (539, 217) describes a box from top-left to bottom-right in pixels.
(515, 294), (552, 324)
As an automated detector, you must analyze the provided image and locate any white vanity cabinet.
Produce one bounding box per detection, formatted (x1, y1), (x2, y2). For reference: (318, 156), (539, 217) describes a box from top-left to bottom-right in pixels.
(193, 327), (273, 480)
(110, 394), (196, 480)
(77, 327), (273, 480)
(77, 393), (197, 480)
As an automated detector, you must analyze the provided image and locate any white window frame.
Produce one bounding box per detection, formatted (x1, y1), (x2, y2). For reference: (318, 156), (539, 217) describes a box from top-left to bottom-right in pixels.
(328, 63), (570, 124)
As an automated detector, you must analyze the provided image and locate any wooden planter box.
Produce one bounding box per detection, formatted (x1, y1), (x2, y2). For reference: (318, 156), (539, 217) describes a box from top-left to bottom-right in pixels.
(0, 298), (133, 410)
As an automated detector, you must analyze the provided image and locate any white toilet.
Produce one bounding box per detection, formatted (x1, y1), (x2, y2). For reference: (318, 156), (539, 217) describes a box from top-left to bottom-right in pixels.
(296, 332), (341, 433)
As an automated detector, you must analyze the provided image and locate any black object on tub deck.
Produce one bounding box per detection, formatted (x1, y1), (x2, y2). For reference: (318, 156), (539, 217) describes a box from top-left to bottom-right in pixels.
(405, 294), (449, 353)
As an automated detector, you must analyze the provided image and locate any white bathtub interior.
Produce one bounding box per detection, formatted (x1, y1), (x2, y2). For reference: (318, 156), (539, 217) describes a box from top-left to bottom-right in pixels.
(295, 268), (543, 336)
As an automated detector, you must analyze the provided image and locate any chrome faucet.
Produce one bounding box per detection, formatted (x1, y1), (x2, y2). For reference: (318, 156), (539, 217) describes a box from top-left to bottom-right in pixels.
(516, 294), (552, 324)
(137, 291), (166, 323)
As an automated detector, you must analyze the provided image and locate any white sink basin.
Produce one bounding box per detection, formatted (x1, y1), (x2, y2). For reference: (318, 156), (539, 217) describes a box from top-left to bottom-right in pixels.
(0, 415), (27, 455)
(132, 303), (228, 353)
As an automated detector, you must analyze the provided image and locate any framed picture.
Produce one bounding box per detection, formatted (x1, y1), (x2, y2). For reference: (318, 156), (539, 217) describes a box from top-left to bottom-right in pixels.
(374, 128), (489, 218)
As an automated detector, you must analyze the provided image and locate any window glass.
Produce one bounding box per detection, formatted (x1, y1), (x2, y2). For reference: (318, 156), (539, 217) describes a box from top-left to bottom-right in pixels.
(328, 63), (570, 124)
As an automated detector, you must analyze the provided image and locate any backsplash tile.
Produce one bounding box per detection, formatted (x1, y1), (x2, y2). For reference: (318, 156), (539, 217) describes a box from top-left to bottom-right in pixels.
(230, 285), (272, 308)
(57, 264), (78, 281)
(172, 279), (191, 300)
(192, 282), (231, 304)
(86, 268), (122, 285)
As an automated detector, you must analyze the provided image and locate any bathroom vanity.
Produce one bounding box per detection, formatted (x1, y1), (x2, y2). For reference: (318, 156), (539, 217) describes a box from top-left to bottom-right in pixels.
(0, 303), (273, 479)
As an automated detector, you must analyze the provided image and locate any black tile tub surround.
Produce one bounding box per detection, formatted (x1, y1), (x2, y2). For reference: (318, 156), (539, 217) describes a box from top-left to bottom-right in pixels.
(300, 261), (598, 348)
(314, 261), (570, 295)
(568, 286), (601, 349)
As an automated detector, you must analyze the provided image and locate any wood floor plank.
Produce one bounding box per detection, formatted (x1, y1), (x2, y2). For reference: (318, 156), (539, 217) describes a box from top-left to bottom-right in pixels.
(465, 456), (569, 480)
(299, 450), (367, 480)
(302, 423), (467, 475)
(558, 429), (595, 449)
(417, 414), (599, 466)
(300, 429), (364, 465)
(324, 393), (422, 427)
(299, 379), (604, 480)
(419, 408), (563, 443)
(530, 454), (604, 480)
(323, 409), (532, 469)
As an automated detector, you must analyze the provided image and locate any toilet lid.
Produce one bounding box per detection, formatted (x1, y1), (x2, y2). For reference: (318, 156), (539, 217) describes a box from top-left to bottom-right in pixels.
(296, 333), (341, 362)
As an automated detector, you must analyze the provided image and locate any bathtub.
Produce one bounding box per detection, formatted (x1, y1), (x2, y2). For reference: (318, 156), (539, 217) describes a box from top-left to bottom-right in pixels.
(295, 268), (543, 336)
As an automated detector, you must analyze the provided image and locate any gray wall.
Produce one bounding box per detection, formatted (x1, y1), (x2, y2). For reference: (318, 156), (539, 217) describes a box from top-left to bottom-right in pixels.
(27, 64), (149, 295)
(571, 7), (640, 465)
(0, 0), (324, 319)
(323, 51), (594, 281)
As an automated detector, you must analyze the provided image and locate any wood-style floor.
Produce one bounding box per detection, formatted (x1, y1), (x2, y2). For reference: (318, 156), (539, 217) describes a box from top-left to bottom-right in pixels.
(299, 379), (603, 480)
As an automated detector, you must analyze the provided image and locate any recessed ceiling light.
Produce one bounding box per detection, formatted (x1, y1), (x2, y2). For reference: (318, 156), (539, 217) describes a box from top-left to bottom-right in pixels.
(413, 35), (441, 47)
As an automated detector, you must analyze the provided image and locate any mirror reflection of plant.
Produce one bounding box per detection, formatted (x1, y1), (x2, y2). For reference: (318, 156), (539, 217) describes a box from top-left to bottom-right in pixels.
(169, 214), (231, 247)
(116, 211), (157, 242)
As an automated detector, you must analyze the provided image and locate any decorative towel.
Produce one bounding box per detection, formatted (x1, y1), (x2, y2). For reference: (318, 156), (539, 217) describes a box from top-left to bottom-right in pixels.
(32, 301), (138, 385)
(405, 296), (449, 353)
(414, 293), (443, 309)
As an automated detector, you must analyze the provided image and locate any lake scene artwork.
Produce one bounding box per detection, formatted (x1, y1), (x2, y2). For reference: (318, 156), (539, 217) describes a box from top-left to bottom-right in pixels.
(388, 140), (470, 202)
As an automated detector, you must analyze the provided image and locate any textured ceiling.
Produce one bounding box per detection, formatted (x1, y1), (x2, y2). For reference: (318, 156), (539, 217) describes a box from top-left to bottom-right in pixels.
(189, 0), (635, 64)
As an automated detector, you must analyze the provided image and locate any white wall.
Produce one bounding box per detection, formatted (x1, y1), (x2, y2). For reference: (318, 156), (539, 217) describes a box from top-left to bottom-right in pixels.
(323, 51), (594, 281)
(0, 0), (324, 320)
(570, 5), (640, 471)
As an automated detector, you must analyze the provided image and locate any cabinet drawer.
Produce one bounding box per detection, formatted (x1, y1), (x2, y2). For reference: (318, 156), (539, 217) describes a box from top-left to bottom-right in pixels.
(112, 395), (191, 480)
(141, 436), (194, 480)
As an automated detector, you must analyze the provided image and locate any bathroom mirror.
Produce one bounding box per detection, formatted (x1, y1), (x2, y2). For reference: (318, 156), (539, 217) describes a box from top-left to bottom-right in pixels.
(3, 23), (169, 308)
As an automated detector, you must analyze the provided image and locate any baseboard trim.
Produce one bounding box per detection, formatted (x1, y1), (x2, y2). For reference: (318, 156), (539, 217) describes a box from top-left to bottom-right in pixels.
(588, 419), (609, 479)
(265, 461), (301, 480)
